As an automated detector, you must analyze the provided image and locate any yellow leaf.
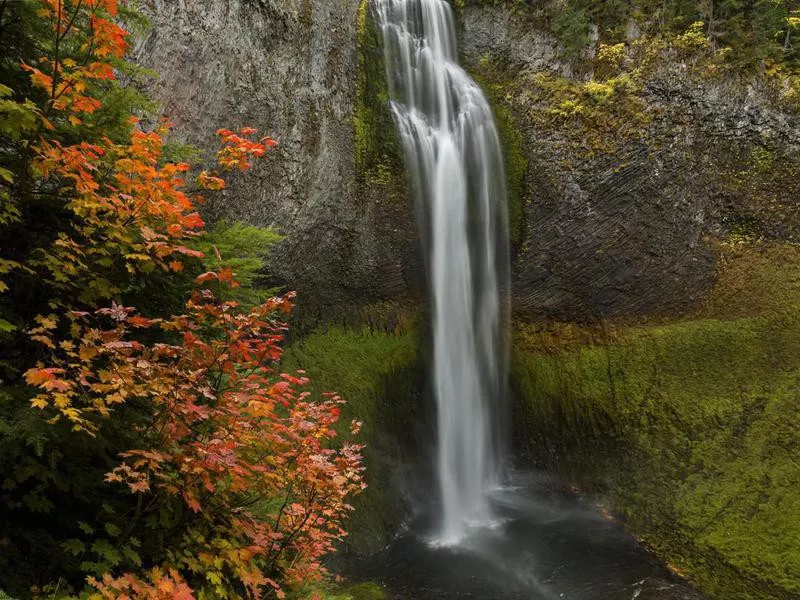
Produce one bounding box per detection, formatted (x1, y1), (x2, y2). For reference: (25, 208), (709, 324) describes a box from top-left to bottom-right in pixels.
(35, 314), (58, 329)
(53, 393), (71, 409)
(79, 345), (98, 361)
(106, 392), (125, 405)
(31, 396), (49, 409)
(63, 408), (81, 421)
(31, 335), (54, 348)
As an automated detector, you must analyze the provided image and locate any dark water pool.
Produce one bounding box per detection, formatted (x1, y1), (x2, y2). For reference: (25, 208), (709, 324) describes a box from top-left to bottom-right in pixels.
(345, 472), (704, 600)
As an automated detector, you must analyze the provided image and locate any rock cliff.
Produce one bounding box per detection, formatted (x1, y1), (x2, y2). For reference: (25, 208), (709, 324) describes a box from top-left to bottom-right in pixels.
(135, 1), (800, 323)
(134, 0), (418, 320)
(460, 5), (800, 320)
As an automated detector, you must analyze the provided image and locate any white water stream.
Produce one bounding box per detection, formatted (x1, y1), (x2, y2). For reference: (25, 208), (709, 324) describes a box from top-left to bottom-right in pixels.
(375, 0), (509, 544)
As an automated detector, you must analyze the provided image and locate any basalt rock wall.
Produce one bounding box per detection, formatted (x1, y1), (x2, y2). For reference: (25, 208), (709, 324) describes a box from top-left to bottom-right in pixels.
(460, 4), (800, 321)
(134, 0), (418, 320)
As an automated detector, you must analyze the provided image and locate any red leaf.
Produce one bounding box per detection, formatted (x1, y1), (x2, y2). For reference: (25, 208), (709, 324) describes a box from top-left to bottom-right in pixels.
(195, 271), (218, 284)
(25, 368), (60, 386)
(174, 246), (204, 258)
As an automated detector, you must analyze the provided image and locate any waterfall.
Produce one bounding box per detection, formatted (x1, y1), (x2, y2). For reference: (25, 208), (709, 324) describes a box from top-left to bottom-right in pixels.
(374, 0), (510, 544)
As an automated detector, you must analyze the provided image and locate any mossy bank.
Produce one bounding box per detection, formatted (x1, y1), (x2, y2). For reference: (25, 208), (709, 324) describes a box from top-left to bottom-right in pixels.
(282, 307), (425, 554)
(511, 243), (800, 599)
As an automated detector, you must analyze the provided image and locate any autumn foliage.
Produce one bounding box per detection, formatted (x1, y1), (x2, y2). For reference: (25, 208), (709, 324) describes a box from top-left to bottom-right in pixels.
(26, 279), (365, 598)
(0, 0), (364, 597)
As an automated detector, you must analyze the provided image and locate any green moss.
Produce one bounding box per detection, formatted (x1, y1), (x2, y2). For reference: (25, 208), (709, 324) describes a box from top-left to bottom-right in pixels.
(469, 60), (528, 248)
(511, 244), (800, 599)
(341, 582), (388, 600)
(282, 322), (421, 553)
(522, 68), (652, 160)
(713, 142), (800, 243)
(354, 0), (400, 182)
(702, 243), (800, 319)
(354, 0), (373, 173)
(289, 581), (387, 600)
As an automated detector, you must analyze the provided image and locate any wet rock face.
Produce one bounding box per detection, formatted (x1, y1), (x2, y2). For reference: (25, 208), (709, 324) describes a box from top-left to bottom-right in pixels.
(133, 0), (418, 314)
(460, 5), (800, 321)
(135, 1), (800, 323)
(460, 6), (569, 76)
(134, 0), (355, 230)
(510, 146), (716, 320)
(634, 578), (707, 600)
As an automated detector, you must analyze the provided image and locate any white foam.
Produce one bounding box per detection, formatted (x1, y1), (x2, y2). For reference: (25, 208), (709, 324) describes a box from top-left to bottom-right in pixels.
(374, 0), (510, 546)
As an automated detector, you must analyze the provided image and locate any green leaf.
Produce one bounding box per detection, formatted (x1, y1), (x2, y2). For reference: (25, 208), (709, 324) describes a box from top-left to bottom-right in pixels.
(0, 98), (40, 139)
(78, 521), (95, 535)
(79, 560), (104, 576)
(91, 539), (122, 566)
(23, 491), (53, 513)
(62, 538), (86, 556)
(104, 522), (121, 537)
(122, 545), (142, 567)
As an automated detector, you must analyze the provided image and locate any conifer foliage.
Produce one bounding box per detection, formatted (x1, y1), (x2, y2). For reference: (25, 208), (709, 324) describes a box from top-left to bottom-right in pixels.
(504, 0), (800, 67)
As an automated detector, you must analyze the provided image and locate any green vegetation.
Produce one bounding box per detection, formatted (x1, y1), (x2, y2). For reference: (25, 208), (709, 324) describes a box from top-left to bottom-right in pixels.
(282, 319), (421, 553)
(470, 62), (528, 247)
(0, 1), (352, 597)
(289, 581), (387, 600)
(192, 221), (283, 306)
(462, 0), (800, 70)
(355, 0), (401, 183)
(511, 243), (800, 598)
(0, 3), (162, 593)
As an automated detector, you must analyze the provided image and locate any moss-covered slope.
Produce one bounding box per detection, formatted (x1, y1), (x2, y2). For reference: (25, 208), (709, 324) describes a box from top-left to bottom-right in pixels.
(512, 243), (800, 599)
(282, 314), (423, 554)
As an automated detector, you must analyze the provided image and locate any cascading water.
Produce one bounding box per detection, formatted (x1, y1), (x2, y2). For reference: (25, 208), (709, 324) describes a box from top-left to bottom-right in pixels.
(374, 0), (510, 544)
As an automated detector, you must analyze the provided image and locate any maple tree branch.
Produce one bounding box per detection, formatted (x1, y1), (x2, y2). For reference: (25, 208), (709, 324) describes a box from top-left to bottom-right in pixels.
(79, 7), (96, 68)
(58, 0), (84, 46)
(55, 6), (88, 100)
(272, 484), (294, 537)
(50, 0), (63, 102)
(267, 488), (318, 573)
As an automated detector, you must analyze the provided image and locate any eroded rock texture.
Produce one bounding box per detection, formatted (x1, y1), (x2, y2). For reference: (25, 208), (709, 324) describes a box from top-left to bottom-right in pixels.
(460, 5), (800, 321)
(134, 0), (418, 318)
(135, 1), (800, 324)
